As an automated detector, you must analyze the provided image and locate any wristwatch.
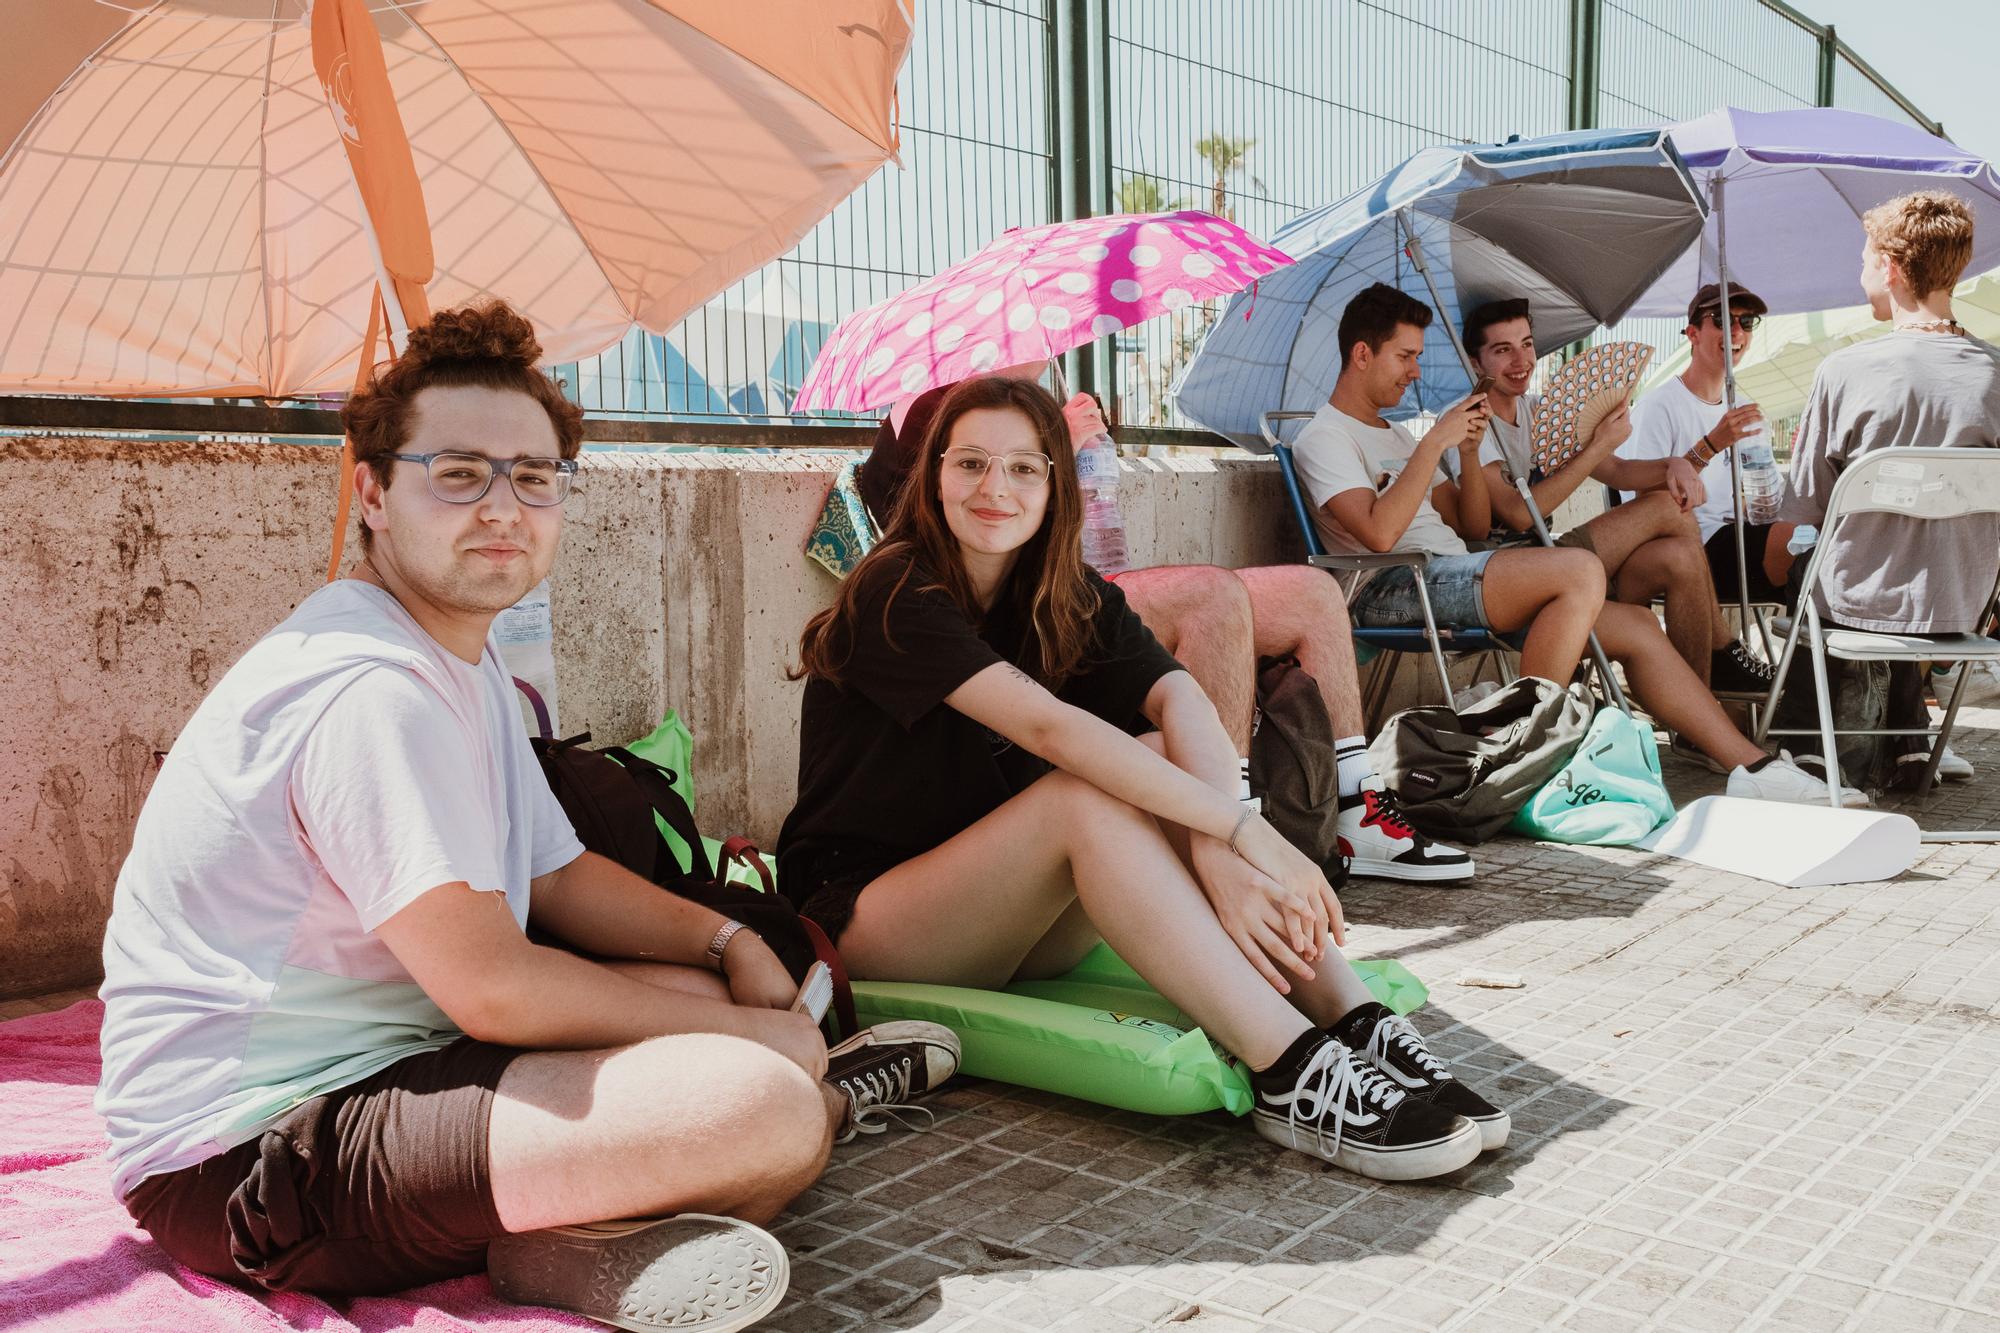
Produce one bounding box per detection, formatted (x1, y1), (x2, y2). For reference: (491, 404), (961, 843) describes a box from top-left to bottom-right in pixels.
(706, 919), (749, 971)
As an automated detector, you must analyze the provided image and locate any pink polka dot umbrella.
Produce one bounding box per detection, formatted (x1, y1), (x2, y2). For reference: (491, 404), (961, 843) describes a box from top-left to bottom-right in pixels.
(792, 209), (1292, 413)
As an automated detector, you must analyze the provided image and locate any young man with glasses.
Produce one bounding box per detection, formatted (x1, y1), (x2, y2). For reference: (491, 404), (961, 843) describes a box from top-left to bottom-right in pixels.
(95, 301), (956, 1329)
(1612, 284), (1798, 620)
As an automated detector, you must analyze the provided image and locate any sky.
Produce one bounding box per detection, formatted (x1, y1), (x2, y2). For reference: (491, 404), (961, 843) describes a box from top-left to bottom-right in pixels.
(1801, 0), (2000, 163)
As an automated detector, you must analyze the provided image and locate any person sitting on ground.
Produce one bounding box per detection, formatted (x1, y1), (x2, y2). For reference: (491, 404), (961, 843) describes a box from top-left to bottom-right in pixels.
(1293, 282), (1864, 807)
(1612, 284), (1800, 622)
(94, 300), (956, 1331)
(783, 374), (1509, 1182)
(1780, 190), (2000, 790)
(860, 371), (1471, 882)
(1460, 297), (1775, 695)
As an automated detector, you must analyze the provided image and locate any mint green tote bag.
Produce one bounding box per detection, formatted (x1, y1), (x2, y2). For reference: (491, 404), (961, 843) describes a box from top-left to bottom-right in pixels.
(1509, 707), (1675, 846)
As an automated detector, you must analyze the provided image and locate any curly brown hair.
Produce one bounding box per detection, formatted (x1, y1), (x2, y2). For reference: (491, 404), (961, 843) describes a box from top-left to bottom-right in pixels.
(341, 300), (585, 545)
(795, 375), (1100, 690)
(1863, 190), (1975, 298)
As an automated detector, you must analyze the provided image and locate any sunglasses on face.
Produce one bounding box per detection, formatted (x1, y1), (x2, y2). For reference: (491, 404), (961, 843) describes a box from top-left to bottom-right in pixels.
(1700, 313), (1762, 333)
(939, 445), (1053, 488)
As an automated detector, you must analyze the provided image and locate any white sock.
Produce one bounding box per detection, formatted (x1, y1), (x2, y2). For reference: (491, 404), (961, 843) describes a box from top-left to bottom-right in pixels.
(1335, 737), (1371, 800)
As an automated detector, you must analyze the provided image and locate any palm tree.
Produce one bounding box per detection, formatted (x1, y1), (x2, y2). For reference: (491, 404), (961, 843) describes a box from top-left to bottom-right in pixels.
(1115, 173), (1184, 216)
(1192, 134), (1266, 221)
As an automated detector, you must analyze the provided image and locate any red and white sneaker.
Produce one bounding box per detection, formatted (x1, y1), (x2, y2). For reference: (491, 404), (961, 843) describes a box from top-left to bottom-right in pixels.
(1337, 788), (1474, 882)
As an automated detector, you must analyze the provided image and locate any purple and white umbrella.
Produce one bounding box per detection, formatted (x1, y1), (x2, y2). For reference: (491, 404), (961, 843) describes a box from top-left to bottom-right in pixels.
(1629, 106), (2000, 317)
(793, 210), (1291, 413)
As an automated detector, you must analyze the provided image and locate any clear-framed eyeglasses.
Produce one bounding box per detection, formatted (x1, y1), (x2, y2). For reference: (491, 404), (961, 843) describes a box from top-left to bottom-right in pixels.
(939, 445), (1054, 488)
(390, 451), (579, 507)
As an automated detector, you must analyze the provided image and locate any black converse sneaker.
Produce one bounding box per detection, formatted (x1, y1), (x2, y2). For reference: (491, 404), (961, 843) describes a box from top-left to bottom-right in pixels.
(1248, 1031), (1482, 1181)
(1337, 788), (1474, 882)
(1710, 639), (1778, 696)
(826, 1021), (960, 1145)
(1334, 1002), (1510, 1151)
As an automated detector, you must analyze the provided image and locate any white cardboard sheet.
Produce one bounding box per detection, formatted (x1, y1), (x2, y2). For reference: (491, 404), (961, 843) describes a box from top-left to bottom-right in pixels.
(1634, 796), (1919, 887)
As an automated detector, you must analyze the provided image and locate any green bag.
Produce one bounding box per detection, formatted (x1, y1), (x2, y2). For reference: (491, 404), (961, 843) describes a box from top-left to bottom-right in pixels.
(1509, 706), (1674, 846)
(621, 710), (766, 891)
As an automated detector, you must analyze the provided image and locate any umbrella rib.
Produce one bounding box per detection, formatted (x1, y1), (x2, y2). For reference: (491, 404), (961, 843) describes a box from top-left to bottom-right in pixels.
(256, 0), (280, 395)
(397, 8), (626, 320)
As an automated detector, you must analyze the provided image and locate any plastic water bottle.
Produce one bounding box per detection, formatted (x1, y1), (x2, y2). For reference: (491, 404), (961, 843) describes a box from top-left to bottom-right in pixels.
(1074, 431), (1131, 575)
(1734, 419), (1783, 524)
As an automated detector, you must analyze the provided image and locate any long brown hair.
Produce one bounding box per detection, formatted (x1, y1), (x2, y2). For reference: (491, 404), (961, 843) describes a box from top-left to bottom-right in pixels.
(796, 375), (1100, 688)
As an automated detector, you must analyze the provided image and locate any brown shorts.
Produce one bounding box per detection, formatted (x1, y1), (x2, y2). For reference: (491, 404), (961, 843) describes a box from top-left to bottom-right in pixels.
(124, 1037), (521, 1296)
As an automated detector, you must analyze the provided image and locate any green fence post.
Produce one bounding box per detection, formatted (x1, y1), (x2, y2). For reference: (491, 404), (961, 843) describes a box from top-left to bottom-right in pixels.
(1567, 0), (1601, 131)
(1053, 0), (1099, 401)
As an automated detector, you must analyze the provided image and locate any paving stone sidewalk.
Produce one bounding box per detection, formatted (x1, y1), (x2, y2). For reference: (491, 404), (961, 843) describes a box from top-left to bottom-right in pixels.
(763, 707), (2000, 1333)
(9, 712), (1995, 1332)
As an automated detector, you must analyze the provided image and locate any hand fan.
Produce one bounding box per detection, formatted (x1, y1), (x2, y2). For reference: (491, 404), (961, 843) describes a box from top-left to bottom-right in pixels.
(1530, 341), (1653, 472)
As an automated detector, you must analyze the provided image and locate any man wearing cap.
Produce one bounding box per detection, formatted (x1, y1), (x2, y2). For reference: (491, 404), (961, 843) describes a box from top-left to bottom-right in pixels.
(1609, 284), (1795, 615)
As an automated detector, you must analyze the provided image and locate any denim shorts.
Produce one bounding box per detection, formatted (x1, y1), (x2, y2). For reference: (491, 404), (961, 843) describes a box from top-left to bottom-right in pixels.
(1348, 550), (1496, 630)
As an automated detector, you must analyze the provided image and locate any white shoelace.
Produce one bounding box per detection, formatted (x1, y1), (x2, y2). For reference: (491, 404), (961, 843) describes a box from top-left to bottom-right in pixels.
(834, 1056), (935, 1142)
(1366, 1014), (1452, 1083)
(1280, 1041), (1405, 1160)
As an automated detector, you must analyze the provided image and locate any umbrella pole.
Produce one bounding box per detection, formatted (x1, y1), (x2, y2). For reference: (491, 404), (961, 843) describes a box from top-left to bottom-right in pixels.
(1711, 177), (1769, 663)
(1399, 213), (1630, 714)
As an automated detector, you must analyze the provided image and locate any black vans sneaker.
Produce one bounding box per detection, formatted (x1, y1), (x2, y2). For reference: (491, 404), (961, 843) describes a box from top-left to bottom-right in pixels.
(1333, 1002), (1510, 1151)
(826, 1021), (960, 1144)
(1710, 639), (1778, 696)
(1248, 1031), (1481, 1181)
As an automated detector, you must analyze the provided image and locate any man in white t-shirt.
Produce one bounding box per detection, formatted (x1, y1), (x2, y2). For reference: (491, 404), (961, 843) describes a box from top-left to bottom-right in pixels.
(1612, 283), (1797, 609)
(95, 300), (956, 1326)
(1459, 298), (1776, 696)
(1292, 283), (1863, 807)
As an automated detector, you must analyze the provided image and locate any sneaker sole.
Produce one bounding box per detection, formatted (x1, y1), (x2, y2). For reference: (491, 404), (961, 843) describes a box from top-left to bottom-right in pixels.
(1250, 1111), (1483, 1181)
(1347, 854), (1475, 883)
(488, 1214), (788, 1333)
(1470, 1110), (1510, 1152)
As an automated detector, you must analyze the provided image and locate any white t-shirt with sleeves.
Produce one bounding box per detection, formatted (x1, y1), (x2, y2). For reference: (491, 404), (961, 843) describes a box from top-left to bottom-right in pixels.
(1290, 403), (1468, 586)
(1618, 376), (1732, 541)
(95, 580), (583, 1200)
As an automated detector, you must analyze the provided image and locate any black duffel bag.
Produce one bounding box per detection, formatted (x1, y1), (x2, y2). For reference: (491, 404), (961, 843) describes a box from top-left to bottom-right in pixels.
(1367, 677), (1594, 843)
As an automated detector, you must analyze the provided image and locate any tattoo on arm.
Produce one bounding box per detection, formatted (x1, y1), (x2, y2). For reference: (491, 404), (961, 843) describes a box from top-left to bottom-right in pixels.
(1003, 665), (1036, 687)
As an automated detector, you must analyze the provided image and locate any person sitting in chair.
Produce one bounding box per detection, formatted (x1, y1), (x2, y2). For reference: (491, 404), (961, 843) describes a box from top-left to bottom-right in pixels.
(1291, 282), (1864, 808)
(1780, 190), (2000, 790)
(1459, 298), (1775, 696)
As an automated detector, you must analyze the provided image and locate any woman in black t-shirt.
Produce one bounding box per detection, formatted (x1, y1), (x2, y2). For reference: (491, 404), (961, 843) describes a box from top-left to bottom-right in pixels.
(780, 376), (1506, 1179)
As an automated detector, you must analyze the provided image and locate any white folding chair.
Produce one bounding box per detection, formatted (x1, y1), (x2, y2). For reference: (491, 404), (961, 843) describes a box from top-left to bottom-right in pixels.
(1753, 447), (2000, 839)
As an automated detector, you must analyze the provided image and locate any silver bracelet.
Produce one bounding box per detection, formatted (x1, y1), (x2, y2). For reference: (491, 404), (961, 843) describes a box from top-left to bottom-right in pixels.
(706, 919), (748, 972)
(1228, 807), (1255, 858)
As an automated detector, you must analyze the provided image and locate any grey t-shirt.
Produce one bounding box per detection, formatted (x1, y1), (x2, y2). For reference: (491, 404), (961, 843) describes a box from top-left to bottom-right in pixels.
(1783, 333), (2000, 634)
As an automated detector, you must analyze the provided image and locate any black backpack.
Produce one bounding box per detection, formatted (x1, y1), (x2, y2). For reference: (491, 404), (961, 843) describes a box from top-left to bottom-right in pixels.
(1247, 656), (1349, 884)
(516, 683), (856, 1034)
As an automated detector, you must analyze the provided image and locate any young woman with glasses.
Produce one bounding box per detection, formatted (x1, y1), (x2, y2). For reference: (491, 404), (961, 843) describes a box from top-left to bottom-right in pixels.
(777, 375), (1508, 1180)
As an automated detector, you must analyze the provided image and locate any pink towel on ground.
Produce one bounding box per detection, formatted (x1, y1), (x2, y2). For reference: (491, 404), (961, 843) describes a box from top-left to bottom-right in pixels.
(0, 1000), (594, 1331)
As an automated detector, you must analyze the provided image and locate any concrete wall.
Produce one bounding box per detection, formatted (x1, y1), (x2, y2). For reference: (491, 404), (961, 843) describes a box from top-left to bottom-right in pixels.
(0, 438), (1294, 997)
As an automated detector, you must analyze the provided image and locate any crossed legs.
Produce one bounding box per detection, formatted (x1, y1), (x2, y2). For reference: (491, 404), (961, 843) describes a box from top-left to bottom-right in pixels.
(486, 961), (838, 1234)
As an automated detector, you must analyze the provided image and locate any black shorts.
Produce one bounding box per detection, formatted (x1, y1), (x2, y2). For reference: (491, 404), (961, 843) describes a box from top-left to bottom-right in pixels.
(788, 846), (901, 945)
(124, 1037), (521, 1296)
(1703, 523), (1790, 604)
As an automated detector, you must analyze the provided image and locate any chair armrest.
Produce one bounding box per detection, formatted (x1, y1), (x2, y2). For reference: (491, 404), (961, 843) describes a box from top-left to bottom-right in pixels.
(1308, 551), (1430, 573)
(1259, 410), (1319, 451)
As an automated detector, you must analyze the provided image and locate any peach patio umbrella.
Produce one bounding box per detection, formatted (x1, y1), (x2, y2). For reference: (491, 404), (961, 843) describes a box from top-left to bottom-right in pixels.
(1, 2), (911, 565)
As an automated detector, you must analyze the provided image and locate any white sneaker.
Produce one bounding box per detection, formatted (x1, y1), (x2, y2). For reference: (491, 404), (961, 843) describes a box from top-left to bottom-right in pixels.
(1952, 660), (2000, 707)
(489, 1214), (787, 1332)
(1939, 745), (1975, 782)
(1726, 751), (1870, 808)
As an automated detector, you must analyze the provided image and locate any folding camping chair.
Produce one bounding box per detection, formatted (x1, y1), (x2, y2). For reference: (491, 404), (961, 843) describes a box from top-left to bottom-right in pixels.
(1262, 410), (1521, 731)
(1752, 447), (2000, 839)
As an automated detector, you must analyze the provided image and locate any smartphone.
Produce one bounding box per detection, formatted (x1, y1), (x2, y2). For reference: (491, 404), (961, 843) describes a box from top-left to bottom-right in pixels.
(1470, 374), (1496, 401)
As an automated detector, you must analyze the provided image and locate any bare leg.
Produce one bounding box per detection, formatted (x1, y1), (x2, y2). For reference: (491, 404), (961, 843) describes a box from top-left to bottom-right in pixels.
(1116, 565), (1257, 751)
(488, 1034), (833, 1233)
(1234, 564), (1366, 738)
(1478, 547), (1606, 684)
(836, 766), (1376, 1069)
(1612, 537), (1729, 680)
(1591, 602), (1765, 769)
